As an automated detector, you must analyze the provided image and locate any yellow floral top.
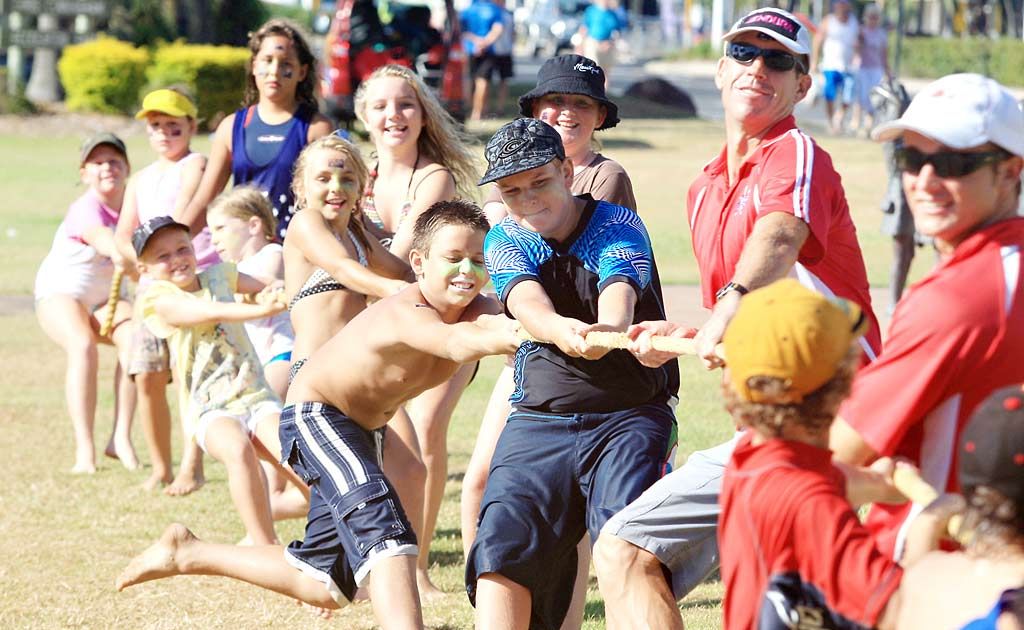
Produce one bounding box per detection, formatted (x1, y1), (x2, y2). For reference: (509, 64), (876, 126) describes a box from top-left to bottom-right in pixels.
(140, 263), (279, 439)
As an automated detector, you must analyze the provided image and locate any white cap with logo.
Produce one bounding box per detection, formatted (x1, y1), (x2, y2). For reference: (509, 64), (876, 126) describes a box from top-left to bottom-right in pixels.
(872, 73), (1024, 157)
(722, 7), (812, 56)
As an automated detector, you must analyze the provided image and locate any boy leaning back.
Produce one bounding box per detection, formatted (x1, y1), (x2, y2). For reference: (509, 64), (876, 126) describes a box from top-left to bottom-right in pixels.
(468, 118), (679, 629)
(117, 201), (520, 630)
(129, 216), (286, 546)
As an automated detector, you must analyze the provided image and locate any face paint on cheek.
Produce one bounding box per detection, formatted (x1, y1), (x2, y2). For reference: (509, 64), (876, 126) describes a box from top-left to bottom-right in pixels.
(445, 258), (488, 282)
(281, 67), (294, 79)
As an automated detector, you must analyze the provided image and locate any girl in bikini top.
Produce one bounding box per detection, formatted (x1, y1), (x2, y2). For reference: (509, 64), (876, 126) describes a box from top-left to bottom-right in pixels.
(354, 65), (478, 257)
(288, 226), (367, 310)
(362, 151), (450, 249)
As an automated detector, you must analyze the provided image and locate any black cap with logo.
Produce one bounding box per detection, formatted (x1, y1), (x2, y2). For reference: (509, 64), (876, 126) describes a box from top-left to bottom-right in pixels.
(479, 118), (566, 186)
(132, 216), (191, 257)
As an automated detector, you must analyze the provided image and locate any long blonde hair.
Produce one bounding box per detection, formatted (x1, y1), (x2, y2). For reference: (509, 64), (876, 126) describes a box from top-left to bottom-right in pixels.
(354, 65), (479, 198)
(291, 134), (371, 250)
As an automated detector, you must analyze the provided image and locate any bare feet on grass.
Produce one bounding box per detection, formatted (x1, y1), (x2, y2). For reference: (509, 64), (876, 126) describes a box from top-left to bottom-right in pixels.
(297, 600), (334, 619)
(164, 470), (205, 497)
(417, 568), (446, 600)
(71, 460), (97, 474)
(140, 472), (173, 492)
(105, 438), (141, 471)
(116, 523), (196, 591)
(71, 448), (96, 474)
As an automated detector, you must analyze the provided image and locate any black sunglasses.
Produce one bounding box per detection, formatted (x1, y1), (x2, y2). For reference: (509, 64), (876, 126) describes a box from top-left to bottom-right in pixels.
(726, 42), (805, 73)
(894, 147), (1011, 178)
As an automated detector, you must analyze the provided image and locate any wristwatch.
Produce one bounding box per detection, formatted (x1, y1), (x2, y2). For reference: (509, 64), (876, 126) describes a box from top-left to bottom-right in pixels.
(715, 281), (749, 301)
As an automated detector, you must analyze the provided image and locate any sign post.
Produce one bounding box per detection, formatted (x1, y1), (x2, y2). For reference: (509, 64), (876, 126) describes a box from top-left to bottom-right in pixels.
(1, 0), (109, 97)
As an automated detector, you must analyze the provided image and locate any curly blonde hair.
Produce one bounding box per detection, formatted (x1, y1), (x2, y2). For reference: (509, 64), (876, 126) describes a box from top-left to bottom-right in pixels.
(291, 134), (371, 250)
(722, 347), (859, 439)
(354, 65), (479, 198)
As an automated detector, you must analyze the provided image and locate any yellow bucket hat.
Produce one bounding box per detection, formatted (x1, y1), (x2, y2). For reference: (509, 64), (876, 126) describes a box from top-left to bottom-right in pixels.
(135, 89), (198, 120)
(723, 279), (867, 404)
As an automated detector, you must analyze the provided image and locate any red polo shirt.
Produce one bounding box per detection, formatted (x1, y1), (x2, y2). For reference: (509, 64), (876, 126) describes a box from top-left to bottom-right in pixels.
(687, 116), (881, 358)
(840, 217), (1024, 559)
(720, 433), (902, 630)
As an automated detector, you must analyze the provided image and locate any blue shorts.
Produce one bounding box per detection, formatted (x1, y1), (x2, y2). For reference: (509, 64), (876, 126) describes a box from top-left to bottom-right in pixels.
(466, 402), (676, 628)
(279, 402), (417, 605)
(822, 70), (855, 104)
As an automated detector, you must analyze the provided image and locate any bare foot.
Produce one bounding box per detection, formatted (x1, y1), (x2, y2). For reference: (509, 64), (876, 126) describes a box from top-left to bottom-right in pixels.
(141, 472), (173, 492)
(116, 523), (195, 591)
(164, 471), (205, 497)
(72, 447), (96, 474)
(417, 568), (446, 600)
(105, 438), (141, 471)
(297, 600), (334, 619)
(70, 460), (97, 474)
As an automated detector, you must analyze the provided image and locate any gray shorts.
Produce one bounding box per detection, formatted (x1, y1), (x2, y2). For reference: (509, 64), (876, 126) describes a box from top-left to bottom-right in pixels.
(128, 318), (172, 379)
(601, 433), (740, 599)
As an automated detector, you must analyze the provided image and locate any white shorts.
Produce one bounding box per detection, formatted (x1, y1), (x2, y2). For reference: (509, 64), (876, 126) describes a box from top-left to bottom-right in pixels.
(34, 253), (116, 312)
(194, 399), (282, 453)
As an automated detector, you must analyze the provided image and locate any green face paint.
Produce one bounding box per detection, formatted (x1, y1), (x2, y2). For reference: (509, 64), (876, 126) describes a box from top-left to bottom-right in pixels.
(440, 257), (488, 282)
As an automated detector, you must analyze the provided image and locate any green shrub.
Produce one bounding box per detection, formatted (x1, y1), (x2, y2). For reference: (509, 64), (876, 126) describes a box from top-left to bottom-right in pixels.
(0, 68), (37, 115)
(57, 35), (149, 113)
(146, 41), (250, 126)
(896, 34), (1024, 87)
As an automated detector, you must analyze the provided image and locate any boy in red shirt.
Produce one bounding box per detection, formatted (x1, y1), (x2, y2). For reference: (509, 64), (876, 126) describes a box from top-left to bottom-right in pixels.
(718, 279), (912, 630)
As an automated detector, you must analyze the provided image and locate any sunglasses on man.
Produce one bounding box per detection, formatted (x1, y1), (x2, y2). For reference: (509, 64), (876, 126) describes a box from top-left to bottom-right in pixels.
(726, 42), (807, 73)
(894, 147), (1011, 178)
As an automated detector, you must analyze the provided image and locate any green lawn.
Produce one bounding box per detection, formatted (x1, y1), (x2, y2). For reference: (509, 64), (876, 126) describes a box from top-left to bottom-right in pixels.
(0, 112), (930, 628)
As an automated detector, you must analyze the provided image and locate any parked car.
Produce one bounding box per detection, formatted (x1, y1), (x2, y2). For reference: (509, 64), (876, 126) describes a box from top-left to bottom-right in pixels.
(321, 0), (466, 125)
(515, 0), (586, 58)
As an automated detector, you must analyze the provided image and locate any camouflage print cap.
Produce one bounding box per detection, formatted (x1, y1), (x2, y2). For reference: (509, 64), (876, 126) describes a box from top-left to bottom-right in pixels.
(478, 118), (566, 186)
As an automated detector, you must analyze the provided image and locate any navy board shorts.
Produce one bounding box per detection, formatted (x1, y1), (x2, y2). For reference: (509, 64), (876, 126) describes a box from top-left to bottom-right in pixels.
(466, 401), (676, 629)
(279, 402), (417, 605)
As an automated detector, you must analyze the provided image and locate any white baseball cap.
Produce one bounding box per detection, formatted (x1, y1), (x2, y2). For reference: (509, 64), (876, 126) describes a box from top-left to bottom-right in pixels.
(722, 8), (812, 56)
(872, 73), (1024, 157)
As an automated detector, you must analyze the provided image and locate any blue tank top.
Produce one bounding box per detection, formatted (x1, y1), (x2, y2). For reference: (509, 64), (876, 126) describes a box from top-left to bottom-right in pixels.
(231, 104), (314, 239)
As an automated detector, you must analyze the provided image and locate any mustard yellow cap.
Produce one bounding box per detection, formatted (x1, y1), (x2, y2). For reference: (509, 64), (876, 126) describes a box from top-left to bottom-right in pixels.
(723, 279), (867, 404)
(135, 89), (198, 120)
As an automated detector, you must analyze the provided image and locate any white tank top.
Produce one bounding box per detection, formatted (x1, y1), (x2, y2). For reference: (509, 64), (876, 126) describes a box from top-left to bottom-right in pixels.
(821, 15), (859, 72)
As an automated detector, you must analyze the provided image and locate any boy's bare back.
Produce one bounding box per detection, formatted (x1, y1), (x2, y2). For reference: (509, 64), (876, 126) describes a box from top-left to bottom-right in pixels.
(287, 284), (509, 430)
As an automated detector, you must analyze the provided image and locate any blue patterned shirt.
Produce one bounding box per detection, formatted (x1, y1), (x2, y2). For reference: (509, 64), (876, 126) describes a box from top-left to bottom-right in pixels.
(485, 197), (678, 413)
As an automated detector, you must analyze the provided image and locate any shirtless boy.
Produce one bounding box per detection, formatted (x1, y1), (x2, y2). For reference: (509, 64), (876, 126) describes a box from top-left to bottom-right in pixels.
(116, 201), (520, 630)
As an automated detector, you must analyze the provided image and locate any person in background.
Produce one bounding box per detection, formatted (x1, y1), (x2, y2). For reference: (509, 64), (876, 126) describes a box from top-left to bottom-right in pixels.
(812, 0), (859, 134)
(852, 3), (891, 135)
(578, 0), (626, 88)
(460, 0), (505, 121)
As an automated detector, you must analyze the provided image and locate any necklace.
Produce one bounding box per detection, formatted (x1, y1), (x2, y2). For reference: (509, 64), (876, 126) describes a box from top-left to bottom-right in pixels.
(366, 147), (420, 205)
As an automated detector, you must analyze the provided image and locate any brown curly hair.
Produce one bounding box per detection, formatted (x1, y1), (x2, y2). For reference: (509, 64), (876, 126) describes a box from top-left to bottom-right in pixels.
(962, 485), (1024, 556)
(243, 19), (318, 110)
(721, 347), (859, 438)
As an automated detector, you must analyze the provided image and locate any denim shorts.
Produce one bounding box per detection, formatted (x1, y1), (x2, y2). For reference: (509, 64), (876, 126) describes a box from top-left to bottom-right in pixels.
(466, 402), (676, 628)
(279, 402), (417, 605)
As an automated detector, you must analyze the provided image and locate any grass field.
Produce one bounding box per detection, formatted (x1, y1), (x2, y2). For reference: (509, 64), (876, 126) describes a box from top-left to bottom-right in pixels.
(0, 106), (931, 628)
